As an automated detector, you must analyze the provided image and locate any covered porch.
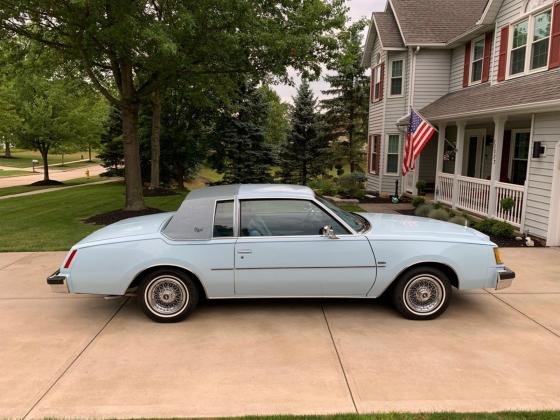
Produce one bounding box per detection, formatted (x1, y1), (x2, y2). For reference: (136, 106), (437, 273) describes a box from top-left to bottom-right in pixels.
(432, 115), (531, 228)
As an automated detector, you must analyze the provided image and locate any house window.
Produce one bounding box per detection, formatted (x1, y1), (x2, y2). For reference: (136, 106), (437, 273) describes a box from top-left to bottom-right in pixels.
(525, 0), (551, 12)
(386, 135), (400, 174)
(373, 66), (382, 100)
(510, 131), (530, 185)
(509, 8), (552, 75)
(390, 60), (403, 96)
(471, 37), (485, 82)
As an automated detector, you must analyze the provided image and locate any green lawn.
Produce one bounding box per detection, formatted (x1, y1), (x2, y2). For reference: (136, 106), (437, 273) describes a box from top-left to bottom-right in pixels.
(0, 149), (96, 168)
(0, 168), (31, 178)
(0, 182), (186, 251)
(230, 414), (560, 420)
(0, 175), (108, 197)
(339, 204), (365, 212)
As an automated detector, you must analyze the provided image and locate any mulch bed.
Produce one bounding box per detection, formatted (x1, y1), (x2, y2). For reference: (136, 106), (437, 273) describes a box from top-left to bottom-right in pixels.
(143, 187), (179, 197)
(394, 209), (543, 248)
(361, 195), (412, 204)
(29, 179), (64, 186)
(83, 208), (166, 225)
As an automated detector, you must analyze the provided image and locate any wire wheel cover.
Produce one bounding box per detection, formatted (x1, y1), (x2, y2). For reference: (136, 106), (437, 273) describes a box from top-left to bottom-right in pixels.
(403, 274), (445, 315)
(146, 276), (189, 316)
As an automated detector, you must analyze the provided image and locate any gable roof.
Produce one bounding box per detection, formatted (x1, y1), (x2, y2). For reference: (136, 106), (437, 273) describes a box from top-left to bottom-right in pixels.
(420, 69), (560, 121)
(389, 0), (489, 45)
(373, 11), (405, 49)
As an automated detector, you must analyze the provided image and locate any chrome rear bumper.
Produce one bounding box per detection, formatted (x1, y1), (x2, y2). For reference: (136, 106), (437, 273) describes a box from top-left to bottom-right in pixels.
(47, 270), (69, 293)
(496, 267), (515, 290)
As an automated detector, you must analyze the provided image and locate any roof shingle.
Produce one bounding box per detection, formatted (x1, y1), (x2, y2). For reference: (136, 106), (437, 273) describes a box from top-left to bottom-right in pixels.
(373, 11), (404, 49)
(420, 70), (560, 120)
(390, 0), (489, 44)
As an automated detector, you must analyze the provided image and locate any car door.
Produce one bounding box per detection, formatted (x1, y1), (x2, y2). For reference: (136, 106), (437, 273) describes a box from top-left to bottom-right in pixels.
(234, 199), (376, 297)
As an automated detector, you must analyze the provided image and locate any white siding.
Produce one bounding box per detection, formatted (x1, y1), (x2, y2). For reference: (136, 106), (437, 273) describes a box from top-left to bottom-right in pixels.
(524, 112), (560, 240)
(449, 45), (465, 92)
(491, 0), (524, 84)
(413, 49), (452, 109)
(367, 37), (384, 192)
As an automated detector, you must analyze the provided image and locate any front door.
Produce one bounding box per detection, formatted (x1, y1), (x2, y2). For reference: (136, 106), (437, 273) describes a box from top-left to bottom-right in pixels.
(510, 130), (530, 185)
(234, 199), (376, 297)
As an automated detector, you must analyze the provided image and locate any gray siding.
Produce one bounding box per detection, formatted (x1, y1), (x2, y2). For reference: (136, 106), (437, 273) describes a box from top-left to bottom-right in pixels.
(413, 49), (451, 109)
(449, 45), (465, 92)
(491, 0), (524, 84)
(524, 112), (560, 240)
(366, 37), (384, 191)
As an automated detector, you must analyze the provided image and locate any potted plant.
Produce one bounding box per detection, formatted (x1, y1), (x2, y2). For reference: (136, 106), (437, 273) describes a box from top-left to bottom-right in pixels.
(500, 197), (515, 213)
(416, 179), (427, 196)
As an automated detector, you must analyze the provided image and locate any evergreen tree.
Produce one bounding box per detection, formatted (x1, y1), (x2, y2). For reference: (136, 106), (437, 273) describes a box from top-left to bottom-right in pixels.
(279, 79), (329, 185)
(321, 21), (369, 173)
(98, 107), (124, 175)
(210, 83), (275, 184)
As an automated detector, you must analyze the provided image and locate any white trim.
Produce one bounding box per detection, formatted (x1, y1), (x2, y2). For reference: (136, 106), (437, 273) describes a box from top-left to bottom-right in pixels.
(384, 134), (401, 175)
(388, 58), (404, 97)
(520, 115), (535, 233)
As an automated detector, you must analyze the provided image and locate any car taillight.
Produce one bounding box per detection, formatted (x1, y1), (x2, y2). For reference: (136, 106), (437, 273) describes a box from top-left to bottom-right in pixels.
(63, 249), (78, 269)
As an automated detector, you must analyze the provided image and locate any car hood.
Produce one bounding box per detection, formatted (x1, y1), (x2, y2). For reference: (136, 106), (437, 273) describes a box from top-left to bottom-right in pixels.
(77, 212), (174, 245)
(358, 212), (492, 245)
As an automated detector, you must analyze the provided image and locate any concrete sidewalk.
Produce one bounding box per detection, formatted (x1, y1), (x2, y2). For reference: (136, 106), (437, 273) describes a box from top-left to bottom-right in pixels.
(1, 249), (559, 418)
(0, 163), (106, 188)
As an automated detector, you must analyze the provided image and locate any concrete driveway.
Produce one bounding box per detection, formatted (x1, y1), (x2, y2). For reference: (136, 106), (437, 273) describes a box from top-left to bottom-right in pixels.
(1, 248), (560, 418)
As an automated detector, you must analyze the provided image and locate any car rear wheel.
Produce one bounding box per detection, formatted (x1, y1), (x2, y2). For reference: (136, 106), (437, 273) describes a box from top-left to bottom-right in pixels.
(392, 266), (451, 320)
(138, 269), (199, 323)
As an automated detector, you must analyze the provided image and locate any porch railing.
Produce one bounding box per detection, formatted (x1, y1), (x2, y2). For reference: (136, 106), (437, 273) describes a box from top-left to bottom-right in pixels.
(435, 172), (526, 227)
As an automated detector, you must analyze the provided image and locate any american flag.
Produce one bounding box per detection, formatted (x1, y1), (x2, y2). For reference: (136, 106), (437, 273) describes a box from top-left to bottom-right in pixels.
(402, 109), (437, 176)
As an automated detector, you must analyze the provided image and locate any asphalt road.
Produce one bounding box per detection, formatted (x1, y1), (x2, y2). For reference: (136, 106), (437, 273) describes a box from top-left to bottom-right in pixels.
(1, 248), (559, 418)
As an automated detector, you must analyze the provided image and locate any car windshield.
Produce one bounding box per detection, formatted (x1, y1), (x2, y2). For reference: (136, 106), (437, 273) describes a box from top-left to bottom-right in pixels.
(317, 197), (369, 233)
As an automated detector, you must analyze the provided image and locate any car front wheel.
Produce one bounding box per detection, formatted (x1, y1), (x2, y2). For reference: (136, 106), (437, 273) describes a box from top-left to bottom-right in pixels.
(138, 268), (199, 323)
(392, 266), (451, 320)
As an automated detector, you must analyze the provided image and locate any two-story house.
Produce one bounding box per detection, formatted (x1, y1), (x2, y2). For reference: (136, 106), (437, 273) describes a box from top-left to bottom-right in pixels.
(363, 0), (560, 246)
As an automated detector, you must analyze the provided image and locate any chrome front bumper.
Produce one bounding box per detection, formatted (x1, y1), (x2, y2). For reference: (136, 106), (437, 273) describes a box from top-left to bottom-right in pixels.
(496, 267), (515, 290)
(47, 270), (69, 293)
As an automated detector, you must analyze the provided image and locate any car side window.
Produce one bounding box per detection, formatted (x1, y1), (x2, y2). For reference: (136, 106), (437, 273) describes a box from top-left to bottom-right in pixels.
(239, 199), (348, 237)
(213, 200), (234, 237)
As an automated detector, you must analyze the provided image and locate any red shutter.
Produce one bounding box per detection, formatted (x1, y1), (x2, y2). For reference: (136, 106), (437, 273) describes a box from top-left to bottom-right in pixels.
(482, 32), (493, 82)
(367, 135), (372, 173)
(379, 63), (385, 100)
(463, 41), (472, 87)
(375, 135), (381, 173)
(497, 26), (509, 82)
(370, 67), (374, 102)
(549, 2), (560, 69)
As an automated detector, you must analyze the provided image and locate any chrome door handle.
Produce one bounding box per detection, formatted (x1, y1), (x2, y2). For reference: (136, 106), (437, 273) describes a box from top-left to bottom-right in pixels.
(237, 249), (252, 254)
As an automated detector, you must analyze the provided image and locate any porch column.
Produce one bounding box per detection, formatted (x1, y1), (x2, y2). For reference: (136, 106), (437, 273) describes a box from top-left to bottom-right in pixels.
(435, 123), (447, 201)
(488, 116), (507, 218)
(452, 121), (466, 209)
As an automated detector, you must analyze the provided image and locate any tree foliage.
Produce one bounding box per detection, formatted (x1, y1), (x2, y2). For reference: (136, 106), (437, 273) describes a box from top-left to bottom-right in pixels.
(321, 20), (369, 173)
(209, 82), (275, 184)
(279, 79), (330, 185)
(259, 85), (291, 156)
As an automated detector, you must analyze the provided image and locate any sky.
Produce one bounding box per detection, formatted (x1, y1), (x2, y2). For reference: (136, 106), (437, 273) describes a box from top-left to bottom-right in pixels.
(272, 0), (386, 104)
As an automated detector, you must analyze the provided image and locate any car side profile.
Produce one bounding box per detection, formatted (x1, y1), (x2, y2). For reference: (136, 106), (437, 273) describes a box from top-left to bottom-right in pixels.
(47, 184), (515, 322)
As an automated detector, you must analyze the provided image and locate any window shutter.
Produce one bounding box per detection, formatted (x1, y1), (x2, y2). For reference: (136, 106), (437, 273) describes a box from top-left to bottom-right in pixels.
(379, 63), (385, 100)
(497, 26), (509, 81)
(375, 135), (381, 173)
(370, 67), (374, 102)
(549, 2), (560, 69)
(482, 32), (493, 82)
(367, 135), (372, 173)
(463, 41), (472, 87)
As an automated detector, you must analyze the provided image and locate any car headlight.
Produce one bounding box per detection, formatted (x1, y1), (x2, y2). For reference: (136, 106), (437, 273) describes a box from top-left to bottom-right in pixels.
(493, 247), (503, 265)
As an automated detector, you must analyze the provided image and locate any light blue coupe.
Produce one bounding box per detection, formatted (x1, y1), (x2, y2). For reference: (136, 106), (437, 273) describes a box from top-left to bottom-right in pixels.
(48, 184), (514, 322)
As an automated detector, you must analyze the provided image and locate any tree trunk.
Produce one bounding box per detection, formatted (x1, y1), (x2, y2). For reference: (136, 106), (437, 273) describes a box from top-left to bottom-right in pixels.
(39, 147), (49, 182)
(348, 129), (355, 173)
(88, 146), (92, 162)
(175, 160), (185, 190)
(4, 141), (11, 158)
(120, 59), (145, 211)
(149, 88), (162, 190)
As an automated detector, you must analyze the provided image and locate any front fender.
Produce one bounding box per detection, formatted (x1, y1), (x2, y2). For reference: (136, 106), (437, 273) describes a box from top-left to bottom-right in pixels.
(367, 240), (495, 297)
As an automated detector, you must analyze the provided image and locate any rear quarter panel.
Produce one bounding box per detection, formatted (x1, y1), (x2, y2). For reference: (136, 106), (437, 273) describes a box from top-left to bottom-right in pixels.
(65, 237), (236, 296)
(367, 239), (497, 297)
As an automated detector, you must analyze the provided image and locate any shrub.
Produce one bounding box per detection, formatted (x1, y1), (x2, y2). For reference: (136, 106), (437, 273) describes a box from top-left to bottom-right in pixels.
(337, 172), (366, 199)
(414, 204), (433, 217)
(411, 196), (426, 208)
(432, 202), (442, 210)
(500, 197), (516, 212)
(416, 179), (427, 195)
(474, 218), (494, 235)
(429, 208), (450, 221)
(450, 215), (468, 226)
(489, 220), (515, 238)
(308, 178), (337, 196)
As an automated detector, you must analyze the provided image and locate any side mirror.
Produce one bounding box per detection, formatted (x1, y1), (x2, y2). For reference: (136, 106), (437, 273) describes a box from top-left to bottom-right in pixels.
(322, 225), (339, 240)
